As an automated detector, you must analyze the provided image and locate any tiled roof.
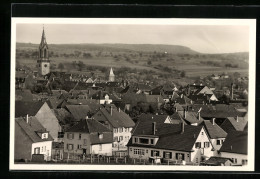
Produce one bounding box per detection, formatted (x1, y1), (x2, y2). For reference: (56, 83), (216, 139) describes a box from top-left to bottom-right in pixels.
(219, 131), (247, 155)
(15, 117), (53, 143)
(65, 105), (92, 121)
(174, 95), (192, 105)
(93, 107), (135, 128)
(177, 111), (204, 125)
(202, 120), (227, 139)
(220, 116), (248, 133)
(67, 99), (102, 112)
(135, 113), (182, 125)
(90, 132), (113, 145)
(15, 101), (44, 117)
(52, 108), (72, 125)
(66, 118), (111, 133)
(144, 95), (164, 103)
(129, 119), (203, 152)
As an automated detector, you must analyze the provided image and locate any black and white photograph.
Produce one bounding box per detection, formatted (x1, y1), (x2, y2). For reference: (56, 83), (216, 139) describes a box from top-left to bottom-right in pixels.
(10, 18), (256, 171)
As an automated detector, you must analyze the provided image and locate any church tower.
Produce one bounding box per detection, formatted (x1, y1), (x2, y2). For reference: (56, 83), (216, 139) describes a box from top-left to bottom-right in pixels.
(37, 27), (50, 76)
(108, 67), (115, 82)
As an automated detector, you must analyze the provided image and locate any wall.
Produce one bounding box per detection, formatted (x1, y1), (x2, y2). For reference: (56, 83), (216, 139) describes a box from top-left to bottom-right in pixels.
(128, 146), (191, 162)
(191, 127), (214, 164)
(40, 62), (50, 76)
(113, 127), (132, 151)
(221, 152), (248, 165)
(211, 138), (225, 156)
(91, 143), (113, 156)
(31, 141), (52, 161)
(35, 102), (61, 142)
(64, 132), (91, 156)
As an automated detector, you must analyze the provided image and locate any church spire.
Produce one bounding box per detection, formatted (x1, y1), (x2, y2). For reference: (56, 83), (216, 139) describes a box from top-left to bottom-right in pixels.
(109, 67), (115, 82)
(39, 25), (48, 49)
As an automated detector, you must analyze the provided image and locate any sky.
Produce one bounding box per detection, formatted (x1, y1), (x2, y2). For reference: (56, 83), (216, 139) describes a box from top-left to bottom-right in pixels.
(16, 24), (250, 54)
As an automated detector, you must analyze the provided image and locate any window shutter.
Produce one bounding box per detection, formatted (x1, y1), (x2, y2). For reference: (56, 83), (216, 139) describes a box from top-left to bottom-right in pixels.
(151, 150), (154, 157)
(163, 152), (166, 158)
(72, 144), (74, 150)
(72, 133), (74, 139)
(169, 152), (172, 159)
(67, 133), (69, 139)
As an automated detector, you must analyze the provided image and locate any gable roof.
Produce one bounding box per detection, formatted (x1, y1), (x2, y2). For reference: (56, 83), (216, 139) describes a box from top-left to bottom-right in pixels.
(221, 116), (248, 133)
(177, 111), (204, 125)
(66, 118), (111, 133)
(52, 108), (72, 125)
(129, 119), (204, 152)
(65, 105), (92, 121)
(15, 101), (45, 117)
(202, 120), (227, 139)
(135, 113), (182, 125)
(219, 131), (248, 155)
(94, 107), (135, 128)
(15, 117), (53, 143)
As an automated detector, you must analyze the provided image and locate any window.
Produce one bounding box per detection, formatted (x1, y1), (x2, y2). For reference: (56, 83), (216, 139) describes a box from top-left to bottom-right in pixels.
(83, 139), (87, 145)
(99, 144), (102, 151)
(114, 128), (118, 133)
(79, 134), (81, 140)
(44, 146), (46, 152)
(34, 147), (40, 154)
(163, 152), (172, 159)
(139, 138), (149, 144)
(130, 148), (132, 152)
(201, 132), (204, 135)
(204, 142), (210, 148)
(232, 158), (237, 164)
(242, 159), (248, 165)
(114, 136), (118, 142)
(176, 153), (185, 160)
(196, 158), (198, 163)
(150, 139), (154, 145)
(216, 140), (221, 145)
(187, 154), (190, 158)
(119, 136), (123, 141)
(58, 132), (64, 138)
(44, 64), (48, 67)
(67, 133), (74, 140)
(41, 147), (43, 152)
(151, 150), (160, 157)
(125, 128), (128, 132)
(146, 150), (148, 154)
(133, 149), (145, 155)
(99, 133), (103, 139)
(68, 144), (74, 151)
(195, 142), (201, 148)
(78, 145), (82, 149)
(134, 137), (138, 143)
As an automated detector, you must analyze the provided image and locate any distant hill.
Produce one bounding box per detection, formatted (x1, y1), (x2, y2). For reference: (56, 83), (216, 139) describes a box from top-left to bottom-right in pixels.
(16, 43), (199, 54)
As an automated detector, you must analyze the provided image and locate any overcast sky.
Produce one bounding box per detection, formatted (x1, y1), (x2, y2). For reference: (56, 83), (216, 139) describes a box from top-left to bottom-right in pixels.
(16, 24), (249, 54)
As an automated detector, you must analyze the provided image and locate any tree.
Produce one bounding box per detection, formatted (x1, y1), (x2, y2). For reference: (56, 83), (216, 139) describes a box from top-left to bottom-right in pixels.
(58, 63), (64, 71)
(180, 70), (186, 78)
(147, 60), (152, 65)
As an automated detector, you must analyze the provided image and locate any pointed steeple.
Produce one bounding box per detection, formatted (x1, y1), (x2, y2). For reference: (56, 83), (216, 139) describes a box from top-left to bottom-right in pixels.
(39, 26), (48, 49)
(109, 67), (115, 76)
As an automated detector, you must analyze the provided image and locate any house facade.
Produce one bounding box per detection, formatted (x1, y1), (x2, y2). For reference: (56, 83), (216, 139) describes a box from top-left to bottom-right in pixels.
(63, 118), (113, 158)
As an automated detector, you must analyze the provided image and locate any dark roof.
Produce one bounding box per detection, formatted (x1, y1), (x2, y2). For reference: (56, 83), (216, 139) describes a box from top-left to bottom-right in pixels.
(66, 118), (111, 133)
(65, 105), (92, 121)
(219, 131), (248, 155)
(177, 111), (204, 125)
(135, 113), (182, 125)
(204, 157), (232, 166)
(175, 95), (192, 105)
(15, 117), (53, 142)
(67, 99), (102, 112)
(144, 95), (164, 103)
(128, 119), (204, 152)
(90, 132), (113, 145)
(202, 120), (227, 139)
(15, 101), (44, 117)
(93, 107), (135, 128)
(52, 108), (72, 125)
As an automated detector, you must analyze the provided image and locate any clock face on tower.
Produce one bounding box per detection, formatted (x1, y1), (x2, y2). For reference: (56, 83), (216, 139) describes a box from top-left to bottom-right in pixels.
(44, 64), (48, 67)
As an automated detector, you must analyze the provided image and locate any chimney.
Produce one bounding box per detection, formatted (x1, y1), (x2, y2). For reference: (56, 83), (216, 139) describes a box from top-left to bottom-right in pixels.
(181, 122), (185, 134)
(110, 106), (113, 116)
(212, 118), (215, 125)
(231, 83), (234, 100)
(198, 112), (201, 121)
(26, 114), (29, 124)
(118, 107), (120, 112)
(198, 107), (202, 121)
(236, 116), (239, 122)
(230, 145), (232, 150)
(152, 122), (156, 135)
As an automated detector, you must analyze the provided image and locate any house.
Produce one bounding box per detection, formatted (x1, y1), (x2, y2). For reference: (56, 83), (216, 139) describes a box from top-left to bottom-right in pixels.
(202, 120), (227, 156)
(219, 131), (248, 166)
(127, 118), (214, 164)
(92, 91), (113, 104)
(15, 70), (27, 89)
(135, 113), (183, 125)
(177, 108), (204, 126)
(64, 118), (113, 158)
(203, 156), (232, 166)
(220, 114), (248, 133)
(93, 106), (135, 154)
(15, 117), (53, 162)
(15, 101), (62, 142)
(211, 74), (220, 80)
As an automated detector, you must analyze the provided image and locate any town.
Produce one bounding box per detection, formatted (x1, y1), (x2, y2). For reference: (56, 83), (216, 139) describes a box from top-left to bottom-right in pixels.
(14, 28), (248, 166)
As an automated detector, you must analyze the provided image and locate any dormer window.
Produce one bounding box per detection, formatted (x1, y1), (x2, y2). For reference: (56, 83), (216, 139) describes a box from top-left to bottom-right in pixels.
(42, 132), (48, 139)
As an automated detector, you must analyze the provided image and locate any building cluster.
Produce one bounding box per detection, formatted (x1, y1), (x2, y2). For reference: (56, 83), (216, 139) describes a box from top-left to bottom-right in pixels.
(14, 28), (249, 166)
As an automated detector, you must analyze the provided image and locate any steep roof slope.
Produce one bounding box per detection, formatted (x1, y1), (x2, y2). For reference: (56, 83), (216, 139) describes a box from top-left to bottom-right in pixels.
(15, 101), (44, 117)
(65, 105), (92, 121)
(202, 120), (227, 139)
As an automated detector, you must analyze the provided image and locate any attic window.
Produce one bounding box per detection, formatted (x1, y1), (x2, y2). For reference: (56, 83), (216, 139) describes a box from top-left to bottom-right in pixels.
(42, 133), (48, 139)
